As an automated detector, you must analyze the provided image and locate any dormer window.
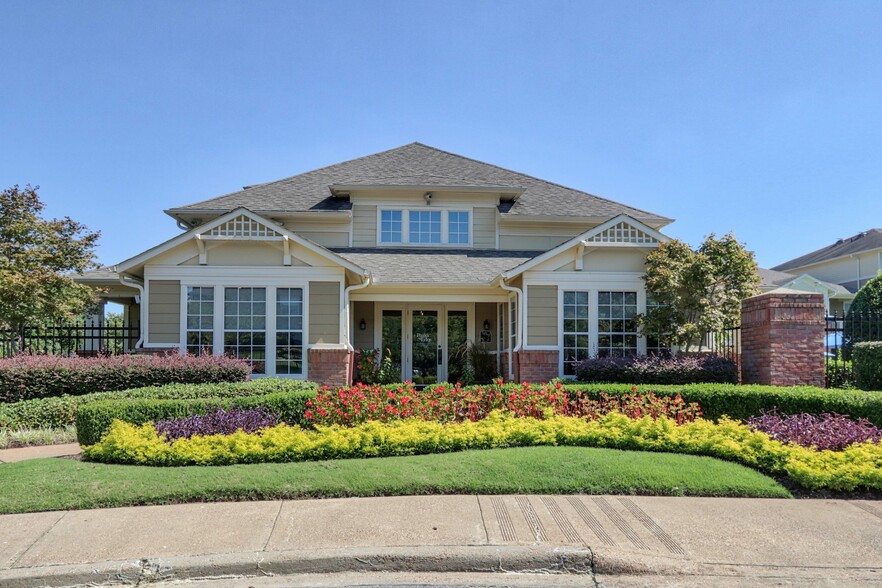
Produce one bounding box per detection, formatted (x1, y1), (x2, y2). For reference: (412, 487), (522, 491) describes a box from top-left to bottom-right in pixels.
(378, 208), (471, 247)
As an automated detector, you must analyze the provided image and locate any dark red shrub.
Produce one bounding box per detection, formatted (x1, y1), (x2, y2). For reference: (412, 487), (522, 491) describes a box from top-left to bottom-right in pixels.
(0, 353), (250, 403)
(746, 409), (882, 451)
(574, 354), (738, 385)
(155, 407), (279, 440)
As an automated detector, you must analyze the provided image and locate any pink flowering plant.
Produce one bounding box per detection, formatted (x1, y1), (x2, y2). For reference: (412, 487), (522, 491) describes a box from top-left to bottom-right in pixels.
(304, 380), (702, 426)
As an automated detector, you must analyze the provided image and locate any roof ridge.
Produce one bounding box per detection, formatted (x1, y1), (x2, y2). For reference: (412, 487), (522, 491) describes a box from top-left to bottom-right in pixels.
(169, 142), (424, 211)
(409, 142), (670, 221)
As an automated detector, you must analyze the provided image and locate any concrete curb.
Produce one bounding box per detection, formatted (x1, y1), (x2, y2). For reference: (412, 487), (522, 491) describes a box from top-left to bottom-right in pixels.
(0, 545), (597, 587)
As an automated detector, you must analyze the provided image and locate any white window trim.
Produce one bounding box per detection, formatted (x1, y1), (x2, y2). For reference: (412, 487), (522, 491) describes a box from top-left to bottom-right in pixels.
(178, 282), (311, 379)
(376, 207), (473, 247)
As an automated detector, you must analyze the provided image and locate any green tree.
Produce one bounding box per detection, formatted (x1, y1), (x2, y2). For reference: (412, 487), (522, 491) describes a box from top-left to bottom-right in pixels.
(0, 185), (100, 350)
(638, 232), (760, 352)
(843, 272), (882, 356)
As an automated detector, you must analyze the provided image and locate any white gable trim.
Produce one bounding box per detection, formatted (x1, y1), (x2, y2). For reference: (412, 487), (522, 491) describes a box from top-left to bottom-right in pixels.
(500, 214), (669, 280)
(116, 208), (367, 275)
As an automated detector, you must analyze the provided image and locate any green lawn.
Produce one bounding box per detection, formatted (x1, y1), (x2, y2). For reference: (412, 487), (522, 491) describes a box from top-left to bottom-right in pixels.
(0, 446), (789, 514)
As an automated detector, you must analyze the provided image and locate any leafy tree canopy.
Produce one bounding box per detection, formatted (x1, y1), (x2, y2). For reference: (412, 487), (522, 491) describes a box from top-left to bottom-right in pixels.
(0, 185), (100, 335)
(638, 232), (760, 351)
(847, 273), (882, 316)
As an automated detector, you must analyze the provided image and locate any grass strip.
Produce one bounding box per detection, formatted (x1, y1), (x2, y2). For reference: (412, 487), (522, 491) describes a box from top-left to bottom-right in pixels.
(0, 446), (789, 514)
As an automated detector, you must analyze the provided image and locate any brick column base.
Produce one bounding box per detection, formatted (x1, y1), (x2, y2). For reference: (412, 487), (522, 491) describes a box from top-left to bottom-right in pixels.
(741, 290), (825, 387)
(308, 348), (353, 388)
(515, 350), (560, 383)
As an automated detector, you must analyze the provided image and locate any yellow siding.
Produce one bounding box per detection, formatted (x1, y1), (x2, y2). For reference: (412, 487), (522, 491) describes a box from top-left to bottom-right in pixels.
(309, 281), (341, 344)
(527, 285), (558, 346)
(148, 280), (180, 344)
(352, 205), (377, 247)
(473, 208), (496, 249)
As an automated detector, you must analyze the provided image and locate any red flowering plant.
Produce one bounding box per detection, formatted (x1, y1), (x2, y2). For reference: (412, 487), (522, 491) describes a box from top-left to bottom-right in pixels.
(304, 381), (702, 427)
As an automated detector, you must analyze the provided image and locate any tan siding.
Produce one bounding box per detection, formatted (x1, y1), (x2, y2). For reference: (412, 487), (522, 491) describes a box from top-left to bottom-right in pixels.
(352, 205), (377, 247)
(527, 285), (558, 346)
(309, 281), (341, 344)
(474, 302), (497, 343)
(148, 280), (180, 344)
(296, 231), (349, 248)
(499, 235), (572, 250)
(473, 208), (496, 249)
(352, 301), (375, 350)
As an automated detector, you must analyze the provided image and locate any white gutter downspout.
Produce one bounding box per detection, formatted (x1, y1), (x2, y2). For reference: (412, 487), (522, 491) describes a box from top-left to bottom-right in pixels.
(498, 277), (524, 352)
(343, 274), (372, 350)
(117, 271), (145, 349)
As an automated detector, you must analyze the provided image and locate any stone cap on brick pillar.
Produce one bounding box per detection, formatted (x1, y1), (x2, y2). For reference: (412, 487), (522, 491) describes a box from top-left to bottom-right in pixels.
(742, 288), (825, 327)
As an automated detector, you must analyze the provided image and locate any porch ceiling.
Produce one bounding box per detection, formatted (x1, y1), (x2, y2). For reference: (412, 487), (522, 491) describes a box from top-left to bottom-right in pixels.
(332, 248), (541, 284)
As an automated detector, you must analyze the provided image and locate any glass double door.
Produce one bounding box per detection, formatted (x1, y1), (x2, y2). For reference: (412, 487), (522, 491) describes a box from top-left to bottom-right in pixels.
(378, 304), (471, 385)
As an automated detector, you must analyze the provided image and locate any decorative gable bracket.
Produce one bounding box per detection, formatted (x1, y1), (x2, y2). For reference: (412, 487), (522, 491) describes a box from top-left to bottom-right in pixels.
(201, 214), (284, 240)
(582, 220), (661, 246)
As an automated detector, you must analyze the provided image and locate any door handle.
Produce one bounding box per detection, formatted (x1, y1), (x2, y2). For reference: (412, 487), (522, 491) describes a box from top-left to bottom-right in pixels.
(437, 345), (443, 365)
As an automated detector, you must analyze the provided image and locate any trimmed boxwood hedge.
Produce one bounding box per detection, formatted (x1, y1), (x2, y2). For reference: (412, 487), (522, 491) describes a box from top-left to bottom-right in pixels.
(563, 383), (882, 425)
(853, 342), (882, 391)
(0, 379), (317, 430)
(76, 390), (316, 445)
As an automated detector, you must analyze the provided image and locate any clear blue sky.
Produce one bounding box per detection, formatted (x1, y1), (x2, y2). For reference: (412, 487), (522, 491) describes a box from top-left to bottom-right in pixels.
(2, 1), (880, 269)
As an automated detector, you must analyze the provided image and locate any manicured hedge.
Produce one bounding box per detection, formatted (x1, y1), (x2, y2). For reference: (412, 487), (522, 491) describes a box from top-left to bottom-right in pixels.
(563, 383), (882, 425)
(853, 342), (882, 391)
(76, 390), (316, 445)
(0, 379), (316, 430)
(574, 355), (738, 384)
(0, 354), (251, 403)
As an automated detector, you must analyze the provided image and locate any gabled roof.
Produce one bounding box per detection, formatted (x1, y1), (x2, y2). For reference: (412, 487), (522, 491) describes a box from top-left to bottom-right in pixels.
(332, 248), (540, 285)
(499, 214), (669, 279)
(166, 143), (672, 225)
(758, 268), (853, 297)
(115, 208), (366, 276)
(773, 228), (882, 271)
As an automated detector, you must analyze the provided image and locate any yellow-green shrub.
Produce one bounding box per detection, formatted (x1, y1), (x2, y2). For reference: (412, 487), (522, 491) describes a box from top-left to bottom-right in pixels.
(82, 411), (882, 491)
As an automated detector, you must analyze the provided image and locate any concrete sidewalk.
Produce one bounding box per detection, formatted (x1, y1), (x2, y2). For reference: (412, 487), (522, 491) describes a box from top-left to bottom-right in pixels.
(1, 495), (880, 586)
(0, 443), (81, 463)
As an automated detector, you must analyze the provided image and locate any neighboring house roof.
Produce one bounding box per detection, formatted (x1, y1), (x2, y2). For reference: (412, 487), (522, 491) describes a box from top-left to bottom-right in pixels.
(772, 228), (882, 271)
(75, 266), (122, 283)
(757, 268), (853, 297)
(332, 248), (541, 285)
(166, 143), (672, 225)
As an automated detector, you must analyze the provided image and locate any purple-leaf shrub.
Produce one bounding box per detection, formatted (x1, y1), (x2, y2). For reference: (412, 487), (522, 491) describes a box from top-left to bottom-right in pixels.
(574, 354), (738, 385)
(155, 407), (280, 440)
(0, 353), (250, 403)
(746, 409), (882, 451)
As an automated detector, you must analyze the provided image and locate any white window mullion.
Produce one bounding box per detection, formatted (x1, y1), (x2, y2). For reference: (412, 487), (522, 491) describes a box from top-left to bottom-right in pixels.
(213, 285), (224, 356)
(441, 212), (449, 245)
(266, 287), (277, 376)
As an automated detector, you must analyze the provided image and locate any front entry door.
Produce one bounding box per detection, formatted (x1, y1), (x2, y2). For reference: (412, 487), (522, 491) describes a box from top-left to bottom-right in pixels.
(407, 307), (441, 385)
(376, 303), (473, 385)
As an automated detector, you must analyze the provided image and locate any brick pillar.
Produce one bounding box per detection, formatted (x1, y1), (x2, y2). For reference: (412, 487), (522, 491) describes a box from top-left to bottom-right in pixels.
(308, 348), (353, 388)
(741, 290), (825, 387)
(515, 350), (560, 383)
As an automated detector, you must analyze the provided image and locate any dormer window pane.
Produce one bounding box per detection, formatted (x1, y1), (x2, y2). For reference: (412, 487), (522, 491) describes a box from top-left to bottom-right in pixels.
(448, 211), (470, 245)
(409, 210), (441, 244)
(381, 210), (402, 243)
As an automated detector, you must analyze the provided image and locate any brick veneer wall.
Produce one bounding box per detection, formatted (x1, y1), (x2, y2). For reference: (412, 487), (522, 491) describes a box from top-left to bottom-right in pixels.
(740, 291), (825, 387)
(515, 350), (560, 383)
(308, 348), (353, 388)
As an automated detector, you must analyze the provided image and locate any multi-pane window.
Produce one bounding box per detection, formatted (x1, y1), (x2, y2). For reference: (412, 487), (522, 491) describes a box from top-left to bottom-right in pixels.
(185, 286), (214, 355)
(448, 211), (470, 245)
(409, 210), (441, 244)
(645, 295), (668, 356)
(275, 288), (303, 375)
(380, 210), (403, 244)
(562, 291), (590, 375)
(598, 291), (638, 357)
(223, 287), (267, 374)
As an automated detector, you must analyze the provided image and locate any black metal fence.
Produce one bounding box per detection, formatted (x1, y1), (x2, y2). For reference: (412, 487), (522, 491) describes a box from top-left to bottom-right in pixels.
(825, 312), (882, 388)
(708, 326), (741, 365)
(0, 321), (140, 358)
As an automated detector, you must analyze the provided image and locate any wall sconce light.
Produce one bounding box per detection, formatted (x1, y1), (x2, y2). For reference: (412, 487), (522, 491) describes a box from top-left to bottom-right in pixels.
(359, 319), (366, 331)
(483, 319), (491, 331)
